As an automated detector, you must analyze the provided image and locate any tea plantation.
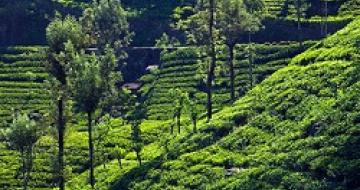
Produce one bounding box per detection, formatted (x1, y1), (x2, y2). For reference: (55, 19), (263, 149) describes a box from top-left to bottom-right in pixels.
(60, 16), (360, 190)
(110, 15), (360, 190)
(0, 0), (359, 190)
(143, 42), (316, 120)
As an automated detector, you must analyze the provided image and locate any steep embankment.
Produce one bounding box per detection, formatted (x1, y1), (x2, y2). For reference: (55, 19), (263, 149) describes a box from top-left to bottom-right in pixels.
(113, 17), (360, 190)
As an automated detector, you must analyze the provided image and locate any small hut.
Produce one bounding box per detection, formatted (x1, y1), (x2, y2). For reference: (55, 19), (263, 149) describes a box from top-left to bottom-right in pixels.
(122, 82), (143, 93)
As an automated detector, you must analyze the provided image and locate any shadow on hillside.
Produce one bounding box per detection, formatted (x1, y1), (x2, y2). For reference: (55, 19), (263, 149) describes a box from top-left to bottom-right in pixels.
(334, 130), (360, 188)
(109, 119), (237, 189)
(109, 156), (164, 190)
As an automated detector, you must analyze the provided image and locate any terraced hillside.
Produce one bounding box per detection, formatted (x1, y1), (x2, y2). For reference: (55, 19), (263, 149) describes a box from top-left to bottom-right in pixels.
(338, 0), (360, 17)
(264, 0), (358, 19)
(265, 0), (296, 16)
(0, 46), (49, 126)
(142, 49), (201, 120)
(66, 16), (360, 190)
(112, 15), (360, 190)
(0, 47), (92, 189)
(0, 124), (93, 189)
(143, 42), (315, 120)
(0, 46), (51, 189)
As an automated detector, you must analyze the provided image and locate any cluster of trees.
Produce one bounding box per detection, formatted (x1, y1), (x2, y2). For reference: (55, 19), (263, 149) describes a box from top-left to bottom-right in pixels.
(169, 89), (198, 135)
(45, 0), (136, 189)
(0, 0), (340, 189)
(172, 0), (265, 120)
(1, 0), (139, 189)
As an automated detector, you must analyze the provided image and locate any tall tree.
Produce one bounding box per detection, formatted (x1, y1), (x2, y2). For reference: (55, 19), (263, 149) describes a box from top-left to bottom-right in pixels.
(294, 0), (308, 47)
(173, 0), (220, 121)
(114, 145), (126, 169)
(70, 46), (118, 188)
(94, 114), (113, 169)
(169, 88), (186, 134)
(207, 0), (216, 120)
(70, 53), (101, 189)
(126, 100), (146, 166)
(46, 15), (87, 190)
(185, 93), (198, 133)
(2, 112), (43, 190)
(246, 43), (256, 88)
(322, 0), (329, 37)
(131, 118), (143, 166)
(217, 0), (263, 101)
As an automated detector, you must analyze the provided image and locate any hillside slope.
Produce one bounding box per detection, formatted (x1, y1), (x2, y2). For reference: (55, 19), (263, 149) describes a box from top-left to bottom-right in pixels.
(112, 17), (360, 190)
(143, 42), (315, 120)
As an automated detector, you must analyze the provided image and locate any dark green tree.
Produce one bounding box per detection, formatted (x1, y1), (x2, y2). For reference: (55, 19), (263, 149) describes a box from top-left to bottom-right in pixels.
(2, 112), (43, 190)
(169, 88), (187, 134)
(131, 119), (143, 166)
(94, 114), (113, 169)
(207, 0), (216, 121)
(246, 43), (256, 88)
(173, 0), (219, 121)
(126, 101), (146, 166)
(185, 93), (198, 133)
(46, 15), (87, 190)
(81, 0), (133, 54)
(294, 0), (308, 47)
(217, 0), (263, 101)
(70, 46), (118, 188)
(113, 145), (126, 169)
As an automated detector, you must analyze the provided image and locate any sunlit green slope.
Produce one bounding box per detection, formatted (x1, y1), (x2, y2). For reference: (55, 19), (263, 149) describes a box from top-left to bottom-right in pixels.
(111, 16), (360, 190)
(142, 42), (314, 120)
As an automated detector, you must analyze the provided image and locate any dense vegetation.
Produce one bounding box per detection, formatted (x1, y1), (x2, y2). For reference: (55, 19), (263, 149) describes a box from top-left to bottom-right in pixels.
(0, 0), (359, 190)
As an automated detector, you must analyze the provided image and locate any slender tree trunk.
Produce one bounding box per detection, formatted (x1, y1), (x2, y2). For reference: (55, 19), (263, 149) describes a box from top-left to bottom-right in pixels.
(248, 34), (254, 89)
(170, 119), (174, 134)
(26, 147), (33, 190)
(207, 0), (216, 121)
(177, 114), (181, 134)
(296, 0), (303, 47)
(103, 151), (106, 169)
(117, 157), (122, 169)
(229, 45), (235, 102)
(21, 149), (28, 190)
(325, 0), (328, 36)
(136, 151), (142, 166)
(87, 112), (95, 189)
(193, 119), (197, 133)
(57, 98), (65, 190)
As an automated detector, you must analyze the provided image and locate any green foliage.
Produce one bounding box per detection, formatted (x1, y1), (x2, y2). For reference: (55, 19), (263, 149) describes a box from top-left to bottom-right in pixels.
(46, 15), (87, 53)
(70, 53), (102, 113)
(1, 112), (44, 189)
(3, 112), (42, 152)
(81, 0), (133, 52)
(46, 15), (86, 85)
(107, 17), (360, 190)
(1, 1), (360, 190)
(155, 33), (181, 48)
(217, 0), (264, 45)
(144, 42), (313, 120)
(0, 47), (50, 129)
